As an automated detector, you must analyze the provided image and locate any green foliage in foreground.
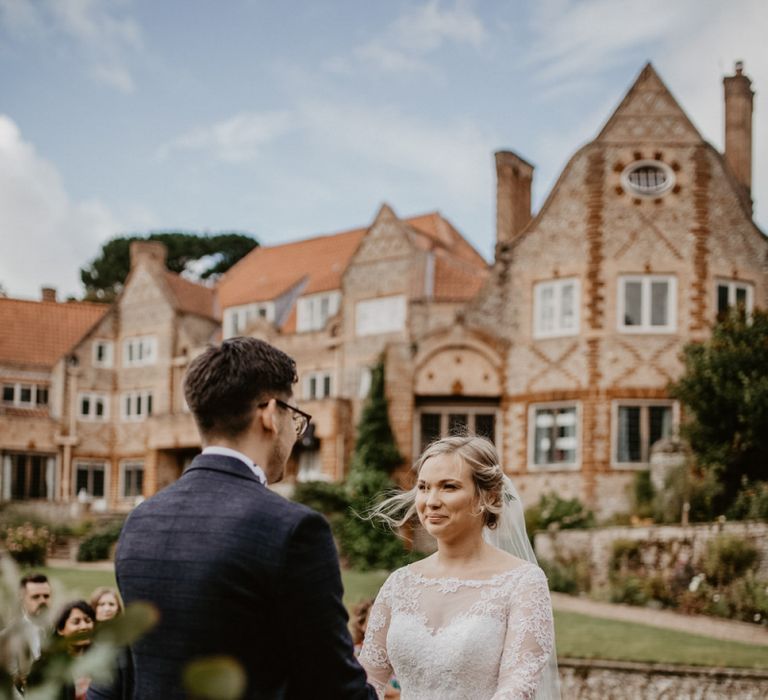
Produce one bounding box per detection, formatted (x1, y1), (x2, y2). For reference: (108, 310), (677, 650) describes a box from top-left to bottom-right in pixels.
(553, 610), (768, 669)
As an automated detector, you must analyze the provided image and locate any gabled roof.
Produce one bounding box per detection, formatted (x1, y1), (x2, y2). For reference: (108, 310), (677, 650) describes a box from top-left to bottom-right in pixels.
(217, 211), (486, 310)
(218, 228), (366, 309)
(0, 297), (107, 369)
(163, 272), (218, 320)
(597, 62), (703, 144)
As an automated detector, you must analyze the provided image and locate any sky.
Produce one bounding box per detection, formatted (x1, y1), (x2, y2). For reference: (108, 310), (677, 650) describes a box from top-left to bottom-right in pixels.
(1, 0), (767, 300)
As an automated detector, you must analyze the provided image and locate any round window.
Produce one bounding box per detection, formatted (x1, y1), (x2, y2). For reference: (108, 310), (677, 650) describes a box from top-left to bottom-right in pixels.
(621, 160), (674, 198)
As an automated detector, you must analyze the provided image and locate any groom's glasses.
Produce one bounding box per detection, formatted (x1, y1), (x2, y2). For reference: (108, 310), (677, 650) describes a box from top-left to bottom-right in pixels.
(258, 399), (312, 439)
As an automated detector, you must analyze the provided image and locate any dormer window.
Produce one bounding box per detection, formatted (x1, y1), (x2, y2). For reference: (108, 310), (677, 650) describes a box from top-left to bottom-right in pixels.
(297, 292), (341, 332)
(621, 161), (674, 198)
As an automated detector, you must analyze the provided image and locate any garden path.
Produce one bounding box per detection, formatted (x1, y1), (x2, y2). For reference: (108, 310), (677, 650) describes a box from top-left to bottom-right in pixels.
(552, 592), (768, 646)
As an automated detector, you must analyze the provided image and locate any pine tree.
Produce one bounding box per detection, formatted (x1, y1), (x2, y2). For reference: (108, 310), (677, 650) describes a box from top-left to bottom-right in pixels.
(350, 359), (402, 474)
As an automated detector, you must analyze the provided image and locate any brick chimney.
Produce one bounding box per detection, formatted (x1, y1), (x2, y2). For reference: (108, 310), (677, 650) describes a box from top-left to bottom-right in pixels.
(495, 150), (534, 249)
(723, 61), (754, 207)
(41, 286), (56, 302)
(129, 240), (168, 271)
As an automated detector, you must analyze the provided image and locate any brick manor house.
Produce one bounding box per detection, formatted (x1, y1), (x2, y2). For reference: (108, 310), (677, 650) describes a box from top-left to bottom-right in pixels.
(1, 63), (764, 516)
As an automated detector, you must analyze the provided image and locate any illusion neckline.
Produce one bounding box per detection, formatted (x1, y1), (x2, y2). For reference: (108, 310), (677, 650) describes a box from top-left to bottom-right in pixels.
(402, 560), (535, 587)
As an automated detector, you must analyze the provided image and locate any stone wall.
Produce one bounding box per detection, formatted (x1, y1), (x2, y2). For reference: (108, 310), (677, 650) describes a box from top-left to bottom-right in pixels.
(535, 521), (768, 589)
(558, 658), (768, 699)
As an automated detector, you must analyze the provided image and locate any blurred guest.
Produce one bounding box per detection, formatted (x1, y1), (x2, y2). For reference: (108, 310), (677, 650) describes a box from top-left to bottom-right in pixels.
(89, 589), (123, 622)
(29, 600), (96, 699)
(85, 586), (134, 700)
(0, 572), (53, 691)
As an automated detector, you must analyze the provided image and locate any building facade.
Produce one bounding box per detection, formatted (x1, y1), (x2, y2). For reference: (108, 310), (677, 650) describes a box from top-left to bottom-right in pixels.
(432, 63), (766, 513)
(1, 62), (764, 516)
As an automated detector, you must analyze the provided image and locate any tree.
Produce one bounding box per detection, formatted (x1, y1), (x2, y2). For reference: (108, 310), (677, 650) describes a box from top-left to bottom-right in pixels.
(350, 359), (402, 474)
(80, 231), (258, 301)
(669, 308), (768, 509)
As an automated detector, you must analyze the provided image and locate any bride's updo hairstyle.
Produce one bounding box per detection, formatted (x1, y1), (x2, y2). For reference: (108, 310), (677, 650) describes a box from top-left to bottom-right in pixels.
(368, 434), (505, 531)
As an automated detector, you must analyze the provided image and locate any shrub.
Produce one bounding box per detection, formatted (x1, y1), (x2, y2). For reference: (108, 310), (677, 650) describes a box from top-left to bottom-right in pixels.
(701, 534), (758, 587)
(728, 479), (768, 521)
(609, 576), (648, 606)
(337, 469), (419, 571)
(292, 481), (349, 516)
(525, 493), (595, 537)
(77, 519), (125, 562)
(609, 538), (643, 575)
(651, 463), (723, 523)
(1, 523), (52, 566)
(539, 556), (591, 595)
(632, 470), (654, 519)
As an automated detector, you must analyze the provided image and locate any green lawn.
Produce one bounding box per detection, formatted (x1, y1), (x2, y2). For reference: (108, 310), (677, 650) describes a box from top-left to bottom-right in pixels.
(25, 566), (116, 600)
(35, 566), (768, 670)
(554, 610), (768, 669)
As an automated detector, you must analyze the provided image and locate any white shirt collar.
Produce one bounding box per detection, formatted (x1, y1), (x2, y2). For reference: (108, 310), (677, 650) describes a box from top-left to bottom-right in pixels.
(201, 446), (267, 485)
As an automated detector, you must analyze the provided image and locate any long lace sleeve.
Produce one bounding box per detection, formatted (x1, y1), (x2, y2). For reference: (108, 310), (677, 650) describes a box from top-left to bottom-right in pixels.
(492, 566), (556, 700)
(358, 574), (395, 700)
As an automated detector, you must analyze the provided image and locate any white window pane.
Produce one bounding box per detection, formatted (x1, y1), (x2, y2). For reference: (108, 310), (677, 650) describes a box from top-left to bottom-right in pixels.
(560, 284), (575, 327)
(535, 413), (554, 428)
(555, 436), (577, 450)
(555, 411), (576, 427)
(624, 282), (642, 326)
(355, 296), (406, 336)
(650, 281), (669, 326)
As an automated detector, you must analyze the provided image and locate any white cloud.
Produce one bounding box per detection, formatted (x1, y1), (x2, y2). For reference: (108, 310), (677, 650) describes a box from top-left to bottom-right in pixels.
(298, 100), (497, 202)
(0, 0), (142, 92)
(0, 114), (124, 299)
(327, 0), (486, 75)
(157, 111), (295, 163)
(525, 0), (699, 85)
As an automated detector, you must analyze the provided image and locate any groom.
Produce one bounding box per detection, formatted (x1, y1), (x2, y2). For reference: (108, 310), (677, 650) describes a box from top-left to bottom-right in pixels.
(110, 337), (376, 699)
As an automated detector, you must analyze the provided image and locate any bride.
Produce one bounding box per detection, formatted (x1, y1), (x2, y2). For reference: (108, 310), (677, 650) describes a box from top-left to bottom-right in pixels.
(359, 435), (560, 700)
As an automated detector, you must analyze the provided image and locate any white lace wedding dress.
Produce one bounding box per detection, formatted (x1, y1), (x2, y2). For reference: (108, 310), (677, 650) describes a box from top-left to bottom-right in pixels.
(359, 561), (555, 700)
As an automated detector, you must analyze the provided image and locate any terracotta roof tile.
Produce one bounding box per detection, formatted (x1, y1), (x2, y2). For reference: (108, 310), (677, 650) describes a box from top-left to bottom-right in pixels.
(218, 228), (367, 308)
(0, 297), (107, 369)
(432, 253), (489, 301)
(218, 212), (487, 312)
(163, 272), (218, 320)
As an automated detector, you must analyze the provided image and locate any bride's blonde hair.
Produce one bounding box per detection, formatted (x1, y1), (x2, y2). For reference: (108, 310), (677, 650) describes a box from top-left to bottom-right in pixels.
(368, 434), (505, 531)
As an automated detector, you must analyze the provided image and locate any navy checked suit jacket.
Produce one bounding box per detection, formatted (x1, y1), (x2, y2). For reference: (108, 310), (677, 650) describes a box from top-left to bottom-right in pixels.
(110, 454), (375, 699)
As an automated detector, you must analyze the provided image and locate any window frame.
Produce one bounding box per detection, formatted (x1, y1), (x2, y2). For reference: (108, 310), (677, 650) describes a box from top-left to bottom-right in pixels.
(620, 160), (675, 198)
(528, 402), (581, 471)
(355, 295), (407, 337)
(223, 303), (274, 338)
(617, 274), (677, 333)
(414, 404), (502, 457)
(120, 390), (154, 422)
(611, 400), (678, 469)
(304, 370), (334, 401)
(77, 391), (110, 421)
(122, 336), (158, 368)
(73, 460), (108, 500)
(119, 460), (144, 500)
(92, 340), (114, 368)
(533, 277), (580, 339)
(296, 291), (341, 333)
(2, 383), (49, 408)
(715, 279), (754, 318)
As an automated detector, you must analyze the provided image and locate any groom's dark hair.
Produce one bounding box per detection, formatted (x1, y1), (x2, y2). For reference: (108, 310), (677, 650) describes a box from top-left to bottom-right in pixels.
(183, 336), (297, 439)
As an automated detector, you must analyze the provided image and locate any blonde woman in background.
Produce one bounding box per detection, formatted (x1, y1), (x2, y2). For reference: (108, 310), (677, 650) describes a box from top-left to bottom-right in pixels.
(89, 588), (123, 622)
(359, 435), (559, 700)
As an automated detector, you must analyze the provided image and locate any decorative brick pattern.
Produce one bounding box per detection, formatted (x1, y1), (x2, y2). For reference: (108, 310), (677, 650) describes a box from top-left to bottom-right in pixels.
(690, 145), (712, 332)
